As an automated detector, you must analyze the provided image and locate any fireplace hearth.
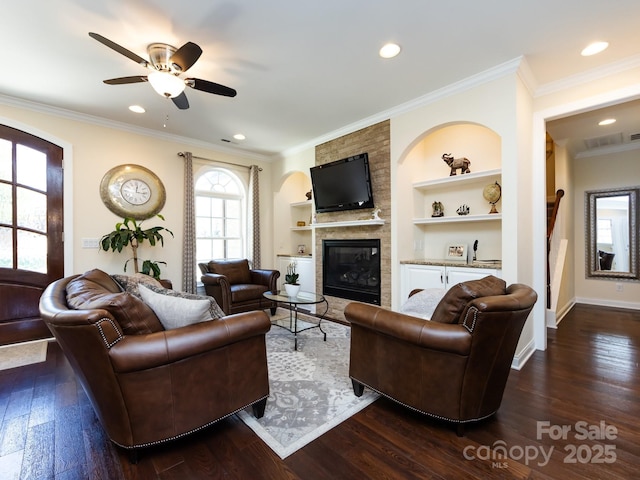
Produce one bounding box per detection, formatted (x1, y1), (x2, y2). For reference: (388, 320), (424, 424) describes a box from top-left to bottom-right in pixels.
(322, 239), (381, 305)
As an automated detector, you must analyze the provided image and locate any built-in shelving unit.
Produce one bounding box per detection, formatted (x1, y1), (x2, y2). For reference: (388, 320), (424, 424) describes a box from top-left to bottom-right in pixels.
(414, 213), (501, 225)
(288, 199), (314, 254)
(413, 168), (501, 190)
(289, 200), (313, 231)
(413, 168), (502, 225)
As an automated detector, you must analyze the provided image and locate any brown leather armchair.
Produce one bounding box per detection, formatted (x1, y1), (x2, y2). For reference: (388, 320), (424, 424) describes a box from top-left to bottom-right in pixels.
(39, 270), (271, 456)
(199, 259), (280, 315)
(345, 276), (537, 434)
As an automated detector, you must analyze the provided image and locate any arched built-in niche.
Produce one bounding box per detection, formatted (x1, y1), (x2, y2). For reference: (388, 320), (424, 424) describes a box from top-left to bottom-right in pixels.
(273, 171), (313, 256)
(396, 122), (502, 262)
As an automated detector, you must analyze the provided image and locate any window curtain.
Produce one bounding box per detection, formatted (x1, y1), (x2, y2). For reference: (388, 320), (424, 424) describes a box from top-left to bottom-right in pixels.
(248, 165), (261, 268)
(182, 152), (197, 293)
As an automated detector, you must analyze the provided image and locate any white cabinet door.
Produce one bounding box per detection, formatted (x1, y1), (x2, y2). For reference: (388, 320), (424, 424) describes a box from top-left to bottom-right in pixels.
(401, 264), (501, 301)
(295, 256), (315, 294)
(446, 266), (499, 288)
(277, 257), (291, 291)
(401, 264), (445, 300)
(277, 256), (315, 292)
(277, 256), (316, 312)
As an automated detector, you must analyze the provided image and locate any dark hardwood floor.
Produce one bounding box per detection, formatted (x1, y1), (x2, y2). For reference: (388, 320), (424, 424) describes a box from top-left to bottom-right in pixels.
(1, 303), (639, 479)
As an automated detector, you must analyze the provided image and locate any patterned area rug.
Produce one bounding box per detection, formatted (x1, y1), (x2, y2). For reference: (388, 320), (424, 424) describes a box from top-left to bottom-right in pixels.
(237, 308), (379, 458)
(0, 339), (48, 371)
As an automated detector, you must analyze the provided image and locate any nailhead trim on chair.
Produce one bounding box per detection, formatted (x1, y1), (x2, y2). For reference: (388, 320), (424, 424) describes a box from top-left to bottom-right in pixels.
(110, 395), (270, 449)
(96, 318), (123, 349)
(350, 377), (496, 425)
(462, 306), (478, 333)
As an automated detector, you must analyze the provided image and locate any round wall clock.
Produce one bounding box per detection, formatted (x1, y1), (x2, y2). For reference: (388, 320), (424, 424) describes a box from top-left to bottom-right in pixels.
(100, 164), (166, 220)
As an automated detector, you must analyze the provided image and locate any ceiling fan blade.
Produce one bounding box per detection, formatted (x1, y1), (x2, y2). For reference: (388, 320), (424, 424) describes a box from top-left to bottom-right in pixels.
(172, 92), (190, 110)
(89, 32), (149, 67)
(187, 78), (237, 97)
(170, 42), (202, 72)
(103, 76), (148, 85)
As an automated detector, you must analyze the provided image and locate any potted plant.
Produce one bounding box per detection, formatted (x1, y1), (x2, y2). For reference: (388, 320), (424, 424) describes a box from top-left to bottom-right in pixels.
(99, 215), (174, 280)
(284, 261), (300, 297)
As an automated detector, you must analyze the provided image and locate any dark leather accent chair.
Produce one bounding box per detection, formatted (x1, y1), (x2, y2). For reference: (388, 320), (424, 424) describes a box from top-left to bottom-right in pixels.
(39, 269), (270, 456)
(199, 259), (280, 315)
(345, 276), (537, 434)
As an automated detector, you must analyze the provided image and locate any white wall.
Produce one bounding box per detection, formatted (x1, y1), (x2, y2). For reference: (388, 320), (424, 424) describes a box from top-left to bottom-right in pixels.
(572, 149), (640, 308)
(0, 102), (274, 288)
(552, 141), (575, 316)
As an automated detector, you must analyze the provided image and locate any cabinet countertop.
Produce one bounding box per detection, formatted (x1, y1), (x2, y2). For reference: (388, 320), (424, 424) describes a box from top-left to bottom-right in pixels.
(401, 258), (502, 269)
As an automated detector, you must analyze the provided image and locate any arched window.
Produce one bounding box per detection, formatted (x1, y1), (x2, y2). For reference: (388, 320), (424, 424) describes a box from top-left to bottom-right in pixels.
(195, 168), (246, 263)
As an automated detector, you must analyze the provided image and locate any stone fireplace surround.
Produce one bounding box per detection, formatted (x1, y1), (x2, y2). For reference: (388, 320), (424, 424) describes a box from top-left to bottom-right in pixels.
(314, 120), (391, 321)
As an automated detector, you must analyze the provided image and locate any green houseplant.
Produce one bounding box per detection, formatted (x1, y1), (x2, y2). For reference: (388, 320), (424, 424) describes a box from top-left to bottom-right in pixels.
(99, 215), (174, 280)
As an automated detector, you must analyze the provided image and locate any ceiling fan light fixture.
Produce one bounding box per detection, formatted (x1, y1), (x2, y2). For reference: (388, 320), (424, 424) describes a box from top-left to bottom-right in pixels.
(148, 71), (186, 98)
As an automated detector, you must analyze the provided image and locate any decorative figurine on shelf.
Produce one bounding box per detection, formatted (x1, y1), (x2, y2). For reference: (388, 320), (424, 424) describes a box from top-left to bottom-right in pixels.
(431, 201), (444, 217)
(456, 204), (470, 215)
(305, 190), (312, 200)
(371, 208), (382, 220)
(473, 240), (478, 262)
(442, 153), (471, 175)
(483, 181), (502, 214)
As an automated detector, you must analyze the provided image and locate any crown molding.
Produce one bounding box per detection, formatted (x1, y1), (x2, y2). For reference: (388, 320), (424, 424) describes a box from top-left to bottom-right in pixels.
(0, 93), (270, 162)
(535, 54), (640, 98)
(281, 57), (525, 158)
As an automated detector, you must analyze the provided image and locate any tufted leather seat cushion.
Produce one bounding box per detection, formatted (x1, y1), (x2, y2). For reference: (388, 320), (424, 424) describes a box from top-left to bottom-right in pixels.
(207, 259), (252, 284)
(430, 275), (506, 324)
(65, 269), (164, 335)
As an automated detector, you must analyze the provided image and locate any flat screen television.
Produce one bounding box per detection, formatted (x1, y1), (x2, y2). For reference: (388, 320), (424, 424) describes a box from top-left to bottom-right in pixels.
(310, 153), (375, 213)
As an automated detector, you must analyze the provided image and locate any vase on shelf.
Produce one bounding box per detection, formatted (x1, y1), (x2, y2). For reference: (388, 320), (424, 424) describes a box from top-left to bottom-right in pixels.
(284, 283), (300, 297)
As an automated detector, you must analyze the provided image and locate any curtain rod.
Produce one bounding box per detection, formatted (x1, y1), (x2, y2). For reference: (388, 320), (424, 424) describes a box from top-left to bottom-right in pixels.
(177, 152), (262, 171)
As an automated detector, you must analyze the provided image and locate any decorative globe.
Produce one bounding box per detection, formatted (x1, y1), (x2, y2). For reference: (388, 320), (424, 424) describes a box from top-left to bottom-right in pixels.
(483, 182), (501, 214)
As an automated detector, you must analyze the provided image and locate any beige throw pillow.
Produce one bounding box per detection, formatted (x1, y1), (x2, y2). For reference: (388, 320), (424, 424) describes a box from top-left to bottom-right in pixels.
(138, 284), (213, 330)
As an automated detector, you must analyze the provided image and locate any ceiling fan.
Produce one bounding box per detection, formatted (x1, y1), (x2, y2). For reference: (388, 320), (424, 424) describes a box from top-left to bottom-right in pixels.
(88, 32), (237, 110)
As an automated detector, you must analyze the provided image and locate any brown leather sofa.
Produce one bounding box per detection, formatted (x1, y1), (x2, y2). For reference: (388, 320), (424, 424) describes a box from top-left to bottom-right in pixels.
(199, 259), (280, 315)
(38, 269), (271, 455)
(345, 276), (537, 434)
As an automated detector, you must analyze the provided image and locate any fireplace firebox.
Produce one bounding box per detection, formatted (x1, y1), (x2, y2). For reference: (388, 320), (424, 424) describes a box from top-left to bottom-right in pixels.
(322, 239), (381, 305)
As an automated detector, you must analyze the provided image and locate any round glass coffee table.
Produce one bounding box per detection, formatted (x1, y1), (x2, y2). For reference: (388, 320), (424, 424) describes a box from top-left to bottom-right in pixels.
(263, 290), (328, 350)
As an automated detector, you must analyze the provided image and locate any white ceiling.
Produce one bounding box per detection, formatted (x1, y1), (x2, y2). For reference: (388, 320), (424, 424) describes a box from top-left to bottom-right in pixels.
(2, 0), (640, 158)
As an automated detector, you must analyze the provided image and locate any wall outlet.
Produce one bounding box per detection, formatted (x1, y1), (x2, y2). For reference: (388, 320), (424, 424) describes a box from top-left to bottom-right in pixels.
(82, 238), (100, 249)
(615, 283), (623, 292)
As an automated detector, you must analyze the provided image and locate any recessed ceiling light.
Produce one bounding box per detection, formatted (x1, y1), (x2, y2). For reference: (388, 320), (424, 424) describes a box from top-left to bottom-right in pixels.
(379, 43), (401, 59)
(598, 118), (616, 126)
(129, 105), (145, 113)
(581, 41), (609, 56)
(233, 133), (246, 141)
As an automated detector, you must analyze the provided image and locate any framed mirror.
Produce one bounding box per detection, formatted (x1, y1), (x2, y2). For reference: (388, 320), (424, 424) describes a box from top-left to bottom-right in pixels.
(586, 186), (638, 280)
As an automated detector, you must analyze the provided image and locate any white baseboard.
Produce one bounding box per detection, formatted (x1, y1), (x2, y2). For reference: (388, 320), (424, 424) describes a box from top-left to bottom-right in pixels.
(511, 337), (536, 371)
(574, 297), (640, 311)
(546, 300), (575, 329)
